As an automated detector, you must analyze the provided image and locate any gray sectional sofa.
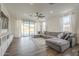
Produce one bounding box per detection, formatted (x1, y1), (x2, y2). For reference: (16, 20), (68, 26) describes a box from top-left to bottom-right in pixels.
(44, 32), (77, 52)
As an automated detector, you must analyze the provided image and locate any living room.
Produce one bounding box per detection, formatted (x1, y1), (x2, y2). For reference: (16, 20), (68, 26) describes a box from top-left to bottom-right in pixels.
(0, 3), (79, 56)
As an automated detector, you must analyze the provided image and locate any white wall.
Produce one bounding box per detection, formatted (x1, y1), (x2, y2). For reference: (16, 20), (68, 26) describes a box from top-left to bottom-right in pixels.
(46, 15), (60, 32)
(0, 4), (1, 29)
(1, 4), (18, 38)
(1, 4), (11, 33)
(7, 14), (21, 38)
(0, 4), (1, 12)
(14, 19), (22, 38)
(9, 15), (17, 36)
(75, 11), (79, 44)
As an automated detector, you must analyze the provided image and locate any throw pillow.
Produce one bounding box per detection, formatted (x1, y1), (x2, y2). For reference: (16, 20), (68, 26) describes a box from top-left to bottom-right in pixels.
(64, 33), (70, 40)
(57, 33), (64, 39)
(61, 33), (67, 39)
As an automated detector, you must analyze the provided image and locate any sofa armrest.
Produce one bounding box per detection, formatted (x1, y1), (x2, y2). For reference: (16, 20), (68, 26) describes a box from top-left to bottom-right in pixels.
(67, 37), (77, 48)
(71, 37), (77, 47)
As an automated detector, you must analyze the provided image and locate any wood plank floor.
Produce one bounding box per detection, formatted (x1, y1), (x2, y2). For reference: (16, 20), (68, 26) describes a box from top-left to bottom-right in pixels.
(4, 37), (79, 56)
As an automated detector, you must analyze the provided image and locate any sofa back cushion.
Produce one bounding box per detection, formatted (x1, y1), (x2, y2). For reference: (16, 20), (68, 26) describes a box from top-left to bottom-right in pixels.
(44, 31), (60, 37)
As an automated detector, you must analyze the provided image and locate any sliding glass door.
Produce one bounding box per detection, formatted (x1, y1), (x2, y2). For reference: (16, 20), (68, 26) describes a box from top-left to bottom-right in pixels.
(22, 20), (35, 37)
(23, 21), (30, 37)
(29, 21), (35, 36)
(22, 20), (46, 37)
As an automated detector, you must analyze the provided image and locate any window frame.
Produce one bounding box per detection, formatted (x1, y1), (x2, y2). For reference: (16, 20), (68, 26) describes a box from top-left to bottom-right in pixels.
(62, 15), (72, 32)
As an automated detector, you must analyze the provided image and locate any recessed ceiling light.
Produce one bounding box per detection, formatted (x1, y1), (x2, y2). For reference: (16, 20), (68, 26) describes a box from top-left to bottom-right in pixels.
(24, 13), (27, 16)
(29, 3), (34, 5)
(50, 11), (53, 14)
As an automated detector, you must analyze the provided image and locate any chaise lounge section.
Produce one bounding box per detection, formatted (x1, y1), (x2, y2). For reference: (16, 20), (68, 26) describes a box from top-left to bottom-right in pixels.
(45, 32), (77, 52)
(46, 38), (70, 52)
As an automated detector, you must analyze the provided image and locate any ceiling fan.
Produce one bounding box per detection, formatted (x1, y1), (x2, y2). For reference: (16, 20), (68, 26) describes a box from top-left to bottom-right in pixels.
(34, 12), (45, 18)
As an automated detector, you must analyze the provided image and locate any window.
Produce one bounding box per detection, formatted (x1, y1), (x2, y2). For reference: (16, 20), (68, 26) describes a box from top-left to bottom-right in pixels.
(62, 15), (72, 32)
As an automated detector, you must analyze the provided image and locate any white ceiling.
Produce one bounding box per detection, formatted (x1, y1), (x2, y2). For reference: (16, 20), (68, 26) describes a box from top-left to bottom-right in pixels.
(3, 3), (79, 19)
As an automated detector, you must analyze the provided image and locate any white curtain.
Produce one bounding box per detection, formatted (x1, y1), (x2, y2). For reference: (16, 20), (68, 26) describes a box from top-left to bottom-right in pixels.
(15, 20), (22, 37)
(71, 14), (76, 33)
